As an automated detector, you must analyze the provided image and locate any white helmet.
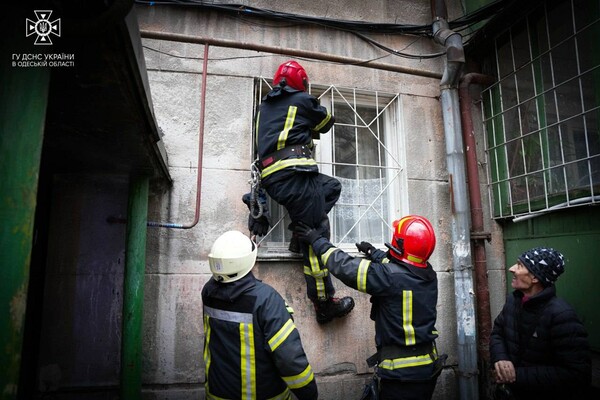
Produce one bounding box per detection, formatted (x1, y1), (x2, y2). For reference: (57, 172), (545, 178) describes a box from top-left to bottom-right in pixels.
(208, 231), (257, 283)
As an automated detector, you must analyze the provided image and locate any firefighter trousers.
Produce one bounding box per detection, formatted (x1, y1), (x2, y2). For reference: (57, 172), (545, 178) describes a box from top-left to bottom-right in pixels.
(263, 171), (341, 301)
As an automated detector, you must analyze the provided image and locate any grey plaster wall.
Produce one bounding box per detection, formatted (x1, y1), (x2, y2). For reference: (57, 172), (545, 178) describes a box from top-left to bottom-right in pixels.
(136, 1), (506, 398)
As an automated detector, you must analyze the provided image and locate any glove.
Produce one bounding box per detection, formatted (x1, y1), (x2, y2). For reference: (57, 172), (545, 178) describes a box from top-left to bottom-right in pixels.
(242, 192), (271, 236)
(294, 221), (323, 245)
(248, 214), (269, 236)
(356, 241), (376, 257)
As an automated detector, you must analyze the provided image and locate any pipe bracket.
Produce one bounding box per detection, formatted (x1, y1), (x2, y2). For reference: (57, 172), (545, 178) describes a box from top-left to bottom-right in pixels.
(470, 232), (492, 242)
(456, 264), (474, 272)
(433, 28), (460, 45)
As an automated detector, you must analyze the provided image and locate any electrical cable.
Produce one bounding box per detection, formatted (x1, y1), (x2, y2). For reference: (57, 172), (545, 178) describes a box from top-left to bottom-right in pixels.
(352, 31), (445, 60)
(142, 44), (271, 61)
(136, 0), (433, 34)
(135, 0), (515, 60)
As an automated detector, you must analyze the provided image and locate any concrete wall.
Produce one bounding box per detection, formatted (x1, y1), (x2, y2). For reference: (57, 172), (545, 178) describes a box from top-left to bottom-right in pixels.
(136, 1), (507, 398)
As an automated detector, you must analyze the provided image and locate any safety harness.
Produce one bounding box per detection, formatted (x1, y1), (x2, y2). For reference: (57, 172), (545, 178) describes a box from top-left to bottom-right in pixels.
(248, 144), (313, 220)
(249, 160), (264, 219)
(257, 144), (313, 172)
(366, 342), (438, 368)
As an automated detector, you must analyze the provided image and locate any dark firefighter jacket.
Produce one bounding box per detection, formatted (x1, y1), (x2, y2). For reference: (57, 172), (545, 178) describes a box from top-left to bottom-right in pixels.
(255, 85), (334, 185)
(202, 272), (318, 400)
(490, 286), (591, 399)
(310, 238), (441, 381)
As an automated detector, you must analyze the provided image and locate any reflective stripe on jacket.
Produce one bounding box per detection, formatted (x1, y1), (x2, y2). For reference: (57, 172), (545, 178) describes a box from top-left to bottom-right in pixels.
(202, 273), (318, 400)
(256, 85), (334, 184)
(311, 237), (440, 381)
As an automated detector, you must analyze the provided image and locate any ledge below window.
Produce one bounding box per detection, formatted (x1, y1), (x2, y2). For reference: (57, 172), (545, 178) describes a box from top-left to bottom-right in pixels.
(257, 248), (304, 261)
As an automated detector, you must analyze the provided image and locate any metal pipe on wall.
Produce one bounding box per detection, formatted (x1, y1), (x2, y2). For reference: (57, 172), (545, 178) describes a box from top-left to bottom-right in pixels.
(147, 43), (209, 229)
(459, 73), (495, 364)
(460, 73), (496, 399)
(139, 30), (442, 79)
(120, 176), (150, 400)
(431, 0), (479, 398)
(137, 31), (442, 229)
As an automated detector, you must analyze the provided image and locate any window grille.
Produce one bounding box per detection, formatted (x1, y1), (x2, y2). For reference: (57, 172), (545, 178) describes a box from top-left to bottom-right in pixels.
(252, 78), (406, 256)
(481, 0), (600, 219)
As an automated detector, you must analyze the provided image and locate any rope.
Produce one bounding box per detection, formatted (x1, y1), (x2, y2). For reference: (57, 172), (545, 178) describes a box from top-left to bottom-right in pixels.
(249, 160), (264, 219)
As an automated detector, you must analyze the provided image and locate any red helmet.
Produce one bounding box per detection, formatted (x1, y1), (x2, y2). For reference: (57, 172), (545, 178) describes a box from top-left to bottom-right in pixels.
(387, 215), (436, 268)
(273, 60), (309, 91)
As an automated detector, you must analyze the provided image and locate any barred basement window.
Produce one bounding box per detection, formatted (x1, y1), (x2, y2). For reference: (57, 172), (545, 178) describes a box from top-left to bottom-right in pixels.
(482, 0), (600, 219)
(252, 78), (407, 257)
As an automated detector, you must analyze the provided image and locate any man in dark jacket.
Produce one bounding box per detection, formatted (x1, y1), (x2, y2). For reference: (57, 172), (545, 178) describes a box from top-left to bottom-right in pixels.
(295, 215), (445, 400)
(251, 60), (354, 324)
(202, 230), (318, 400)
(490, 247), (591, 400)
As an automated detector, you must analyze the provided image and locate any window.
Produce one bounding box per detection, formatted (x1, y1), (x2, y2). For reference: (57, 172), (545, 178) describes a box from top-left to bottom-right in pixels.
(252, 78), (406, 257)
(482, 0), (600, 219)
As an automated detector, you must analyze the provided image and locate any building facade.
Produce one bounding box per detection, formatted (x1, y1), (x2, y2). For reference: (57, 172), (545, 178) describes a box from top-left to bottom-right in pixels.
(2, 0), (597, 399)
(136, 0), (504, 398)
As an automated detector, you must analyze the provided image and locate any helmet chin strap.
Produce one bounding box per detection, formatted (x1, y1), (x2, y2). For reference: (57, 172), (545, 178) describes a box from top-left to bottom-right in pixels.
(385, 242), (403, 257)
(277, 77), (307, 91)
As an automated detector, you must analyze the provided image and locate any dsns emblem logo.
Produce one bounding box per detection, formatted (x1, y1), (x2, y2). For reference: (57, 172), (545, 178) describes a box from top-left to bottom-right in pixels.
(26, 10), (61, 45)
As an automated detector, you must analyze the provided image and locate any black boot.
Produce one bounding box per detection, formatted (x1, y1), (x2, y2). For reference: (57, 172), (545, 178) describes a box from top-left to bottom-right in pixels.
(313, 296), (355, 324)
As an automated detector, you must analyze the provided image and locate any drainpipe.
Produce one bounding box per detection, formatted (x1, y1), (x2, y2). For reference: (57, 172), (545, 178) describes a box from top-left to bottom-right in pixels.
(120, 175), (149, 400)
(431, 1), (479, 399)
(459, 73), (495, 398)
